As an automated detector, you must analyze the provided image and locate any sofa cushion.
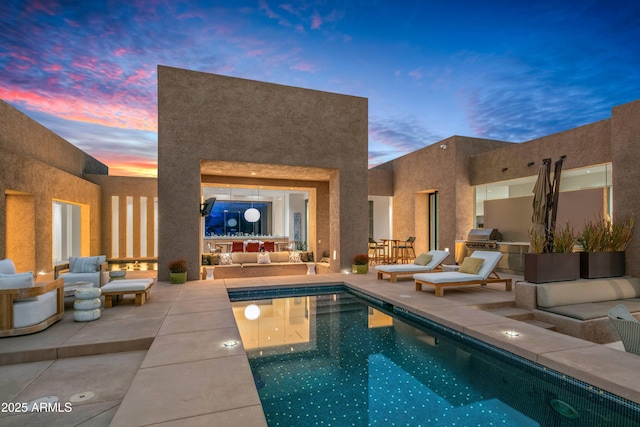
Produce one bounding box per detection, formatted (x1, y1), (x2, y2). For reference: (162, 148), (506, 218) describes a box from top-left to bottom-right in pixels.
(0, 272), (36, 301)
(289, 252), (302, 263)
(0, 258), (17, 274)
(537, 277), (640, 308)
(271, 252), (291, 263)
(540, 300), (640, 320)
(13, 290), (58, 328)
(232, 252), (258, 264)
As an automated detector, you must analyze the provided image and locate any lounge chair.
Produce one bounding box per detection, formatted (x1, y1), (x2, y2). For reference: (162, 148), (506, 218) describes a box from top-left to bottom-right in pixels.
(608, 304), (640, 355)
(1, 258), (65, 337)
(375, 250), (450, 283)
(413, 251), (512, 297)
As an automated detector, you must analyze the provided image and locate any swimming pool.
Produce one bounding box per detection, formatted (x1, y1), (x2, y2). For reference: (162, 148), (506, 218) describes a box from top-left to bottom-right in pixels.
(230, 285), (640, 426)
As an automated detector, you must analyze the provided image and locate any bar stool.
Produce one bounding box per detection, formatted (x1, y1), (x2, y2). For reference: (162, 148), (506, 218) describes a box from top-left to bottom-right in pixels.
(396, 237), (416, 264)
(368, 238), (385, 264)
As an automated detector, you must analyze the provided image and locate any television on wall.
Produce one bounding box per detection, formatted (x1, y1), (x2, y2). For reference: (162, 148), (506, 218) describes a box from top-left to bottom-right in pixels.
(200, 197), (216, 216)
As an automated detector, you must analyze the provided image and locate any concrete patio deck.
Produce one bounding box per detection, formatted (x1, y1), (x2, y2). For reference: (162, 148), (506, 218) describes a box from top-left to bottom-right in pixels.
(1, 270), (639, 426)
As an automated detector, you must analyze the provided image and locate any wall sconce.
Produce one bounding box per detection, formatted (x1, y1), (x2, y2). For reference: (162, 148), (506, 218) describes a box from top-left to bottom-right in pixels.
(501, 167), (508, 172)
(440, 144), (447, 150)
(527, 162), (535, 167)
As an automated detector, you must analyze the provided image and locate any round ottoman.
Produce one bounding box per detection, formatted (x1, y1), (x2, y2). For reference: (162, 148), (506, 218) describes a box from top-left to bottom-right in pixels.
(109, 270), (127, 281)
(74, 287), (102, 322)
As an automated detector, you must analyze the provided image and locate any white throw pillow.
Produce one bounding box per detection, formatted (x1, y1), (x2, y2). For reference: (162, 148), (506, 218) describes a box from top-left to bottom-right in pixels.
(289, 252), (302, 263)
(257, 252), (271, 264)
(219, 253), (233, 265)
(0, 258), (17, 274)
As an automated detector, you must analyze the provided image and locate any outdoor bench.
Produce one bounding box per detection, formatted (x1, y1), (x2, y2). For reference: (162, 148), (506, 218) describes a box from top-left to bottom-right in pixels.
(516, 277), (640, 343)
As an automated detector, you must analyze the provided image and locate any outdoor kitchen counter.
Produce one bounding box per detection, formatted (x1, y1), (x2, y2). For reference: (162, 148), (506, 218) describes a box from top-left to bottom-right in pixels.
(455, 240), (530, 274)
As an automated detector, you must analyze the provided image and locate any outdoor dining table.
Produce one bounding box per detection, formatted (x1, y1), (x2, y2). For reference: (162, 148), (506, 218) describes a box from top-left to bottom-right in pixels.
(380, 239), (402, 263)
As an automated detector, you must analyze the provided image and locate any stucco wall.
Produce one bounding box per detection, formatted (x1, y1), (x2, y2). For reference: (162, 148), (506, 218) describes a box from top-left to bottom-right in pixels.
(469, 119), (611, 186)
(369, 136), (512, 255)
(611, 100), (640, 277)
(0, 100), (108, 177)
(157, 66), (368, 279)
(0, 146), (102, 274)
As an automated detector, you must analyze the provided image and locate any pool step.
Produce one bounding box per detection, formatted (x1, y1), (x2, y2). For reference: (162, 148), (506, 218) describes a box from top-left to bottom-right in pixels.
(484, 306), (556, 330)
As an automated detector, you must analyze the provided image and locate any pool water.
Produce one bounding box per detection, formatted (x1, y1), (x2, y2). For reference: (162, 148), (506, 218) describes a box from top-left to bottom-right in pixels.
(230, 287), (640, 426)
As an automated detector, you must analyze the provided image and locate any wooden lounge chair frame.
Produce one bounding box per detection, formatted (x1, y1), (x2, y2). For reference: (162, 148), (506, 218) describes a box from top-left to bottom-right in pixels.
(415, 271), (512, 297)
(413, 250), (512, 297)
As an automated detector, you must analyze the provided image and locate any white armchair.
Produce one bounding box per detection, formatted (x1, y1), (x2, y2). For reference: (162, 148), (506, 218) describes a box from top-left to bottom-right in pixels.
(54, 255), (107, 288)
(0, 258), (64, 337)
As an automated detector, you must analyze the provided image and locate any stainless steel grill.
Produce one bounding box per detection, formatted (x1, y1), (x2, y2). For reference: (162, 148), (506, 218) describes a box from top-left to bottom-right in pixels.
(464, 228), (502, 249)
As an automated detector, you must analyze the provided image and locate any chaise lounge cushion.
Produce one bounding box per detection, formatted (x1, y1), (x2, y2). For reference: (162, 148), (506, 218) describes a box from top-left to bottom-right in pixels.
(101, 278), (154, 292)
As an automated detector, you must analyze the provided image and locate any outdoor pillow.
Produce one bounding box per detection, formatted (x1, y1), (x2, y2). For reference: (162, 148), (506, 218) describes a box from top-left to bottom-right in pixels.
(208, 254), (220, 265)
(289, 252), (302, 263)
(257, 252), (271, 264)
(0, 272), (36, 301)
(219, 253), (233, 265)
(70, 256), (99, 273)
(0, 258), (17, 274)
(414, 253), (433, 266)
(458, 257), (484, 274)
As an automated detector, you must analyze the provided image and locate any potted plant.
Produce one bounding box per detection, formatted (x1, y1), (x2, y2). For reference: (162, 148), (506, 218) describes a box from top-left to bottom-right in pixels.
(524, 223), (580, 283)
(351, 254), (369, 274)
(578, 217), (634, 278)
(168, 258), (187, 284)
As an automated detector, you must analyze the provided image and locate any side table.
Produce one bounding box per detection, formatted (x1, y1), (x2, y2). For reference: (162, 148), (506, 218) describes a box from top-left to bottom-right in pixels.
(72, 284), (102, 322)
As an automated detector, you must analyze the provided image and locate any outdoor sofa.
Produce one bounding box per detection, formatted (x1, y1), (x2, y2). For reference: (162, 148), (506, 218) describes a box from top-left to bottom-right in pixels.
(516, 277), (640, 343)
(202, 251), (317, 279)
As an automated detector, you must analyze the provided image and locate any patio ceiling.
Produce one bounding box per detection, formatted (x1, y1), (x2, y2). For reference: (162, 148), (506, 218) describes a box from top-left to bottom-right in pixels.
(200, 160), (336, 182)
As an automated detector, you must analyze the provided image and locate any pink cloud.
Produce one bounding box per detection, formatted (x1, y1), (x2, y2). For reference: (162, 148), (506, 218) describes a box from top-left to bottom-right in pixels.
(0, 87), (157, 132)
(291, 62), (315, 72)
(408, 69), (423, 79)
(311, 12), (322, 29)
(247, 49), (264, 57)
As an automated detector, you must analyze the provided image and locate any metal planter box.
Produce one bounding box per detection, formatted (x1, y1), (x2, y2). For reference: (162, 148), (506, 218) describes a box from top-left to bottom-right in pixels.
(579, 251), (625, 279)
(524, 253), (580, 283)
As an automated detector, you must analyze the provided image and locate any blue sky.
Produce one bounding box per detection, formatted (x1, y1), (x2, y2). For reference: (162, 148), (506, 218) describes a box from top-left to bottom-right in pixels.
(1, 0), (639, 176)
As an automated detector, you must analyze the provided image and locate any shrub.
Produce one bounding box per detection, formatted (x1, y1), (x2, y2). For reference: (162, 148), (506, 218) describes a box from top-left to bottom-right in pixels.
(352, 254), (369, 265)
(552, 223), (575, 253)
(168, 258), (187, 273)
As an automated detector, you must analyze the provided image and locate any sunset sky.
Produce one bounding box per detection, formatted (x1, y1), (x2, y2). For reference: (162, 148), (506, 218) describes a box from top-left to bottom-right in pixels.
(2, 0), (639, 176)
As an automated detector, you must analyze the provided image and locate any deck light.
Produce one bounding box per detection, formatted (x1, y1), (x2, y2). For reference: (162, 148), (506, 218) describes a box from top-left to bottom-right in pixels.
(223, 340), (238, 347)
(505, 330), (520, 337)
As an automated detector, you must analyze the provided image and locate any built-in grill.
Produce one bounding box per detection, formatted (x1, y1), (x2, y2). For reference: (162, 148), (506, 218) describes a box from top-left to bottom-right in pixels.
(464, 228), (502, 249)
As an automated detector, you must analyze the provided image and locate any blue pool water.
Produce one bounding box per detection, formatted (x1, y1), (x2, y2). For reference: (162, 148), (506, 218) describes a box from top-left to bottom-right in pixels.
(229, 285), (640, 426)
